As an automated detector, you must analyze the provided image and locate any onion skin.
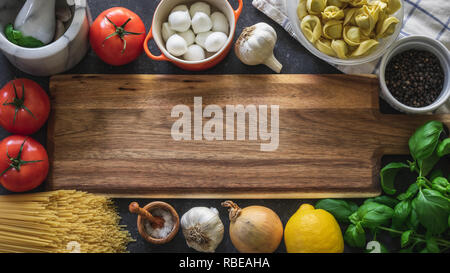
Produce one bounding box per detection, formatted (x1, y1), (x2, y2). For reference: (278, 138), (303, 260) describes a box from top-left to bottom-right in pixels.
(223, 201), (283, 253)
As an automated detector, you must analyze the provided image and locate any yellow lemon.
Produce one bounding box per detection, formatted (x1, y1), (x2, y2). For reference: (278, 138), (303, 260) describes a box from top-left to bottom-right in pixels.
(284, 203), (344, 253)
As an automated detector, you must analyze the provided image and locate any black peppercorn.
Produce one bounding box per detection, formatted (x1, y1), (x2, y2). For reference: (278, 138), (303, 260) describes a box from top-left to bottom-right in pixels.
(385, 49), (445, 108)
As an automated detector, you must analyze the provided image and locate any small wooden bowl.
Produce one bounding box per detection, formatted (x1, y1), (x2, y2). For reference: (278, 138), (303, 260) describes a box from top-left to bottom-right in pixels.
(136, 201), (180, 244)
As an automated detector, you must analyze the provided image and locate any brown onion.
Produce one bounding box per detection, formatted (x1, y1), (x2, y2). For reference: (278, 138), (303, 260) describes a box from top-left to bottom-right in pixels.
(222, 200), (283, 253)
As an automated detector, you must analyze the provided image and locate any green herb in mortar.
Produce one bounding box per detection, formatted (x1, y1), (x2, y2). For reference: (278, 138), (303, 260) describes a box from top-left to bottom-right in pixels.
(317, 120), (450, 253)
(4, 23), (44, 48)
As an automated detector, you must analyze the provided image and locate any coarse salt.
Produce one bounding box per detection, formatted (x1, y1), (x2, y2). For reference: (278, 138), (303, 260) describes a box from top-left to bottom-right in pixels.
(144, 208), (174, 239)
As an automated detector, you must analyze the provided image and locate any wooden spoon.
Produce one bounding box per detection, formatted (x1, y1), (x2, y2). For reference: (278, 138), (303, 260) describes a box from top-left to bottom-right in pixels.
(129, 202), (165, 229)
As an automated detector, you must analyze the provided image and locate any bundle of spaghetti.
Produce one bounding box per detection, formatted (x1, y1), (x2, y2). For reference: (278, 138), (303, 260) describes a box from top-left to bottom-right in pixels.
(0, 190), (134, 253)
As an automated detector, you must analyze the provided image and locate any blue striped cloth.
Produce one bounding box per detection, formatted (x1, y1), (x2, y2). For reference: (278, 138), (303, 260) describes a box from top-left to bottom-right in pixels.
(253, 0), (450, 74)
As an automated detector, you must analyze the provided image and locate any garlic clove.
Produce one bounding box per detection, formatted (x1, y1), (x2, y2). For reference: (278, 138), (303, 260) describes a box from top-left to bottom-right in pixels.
(205, 32), (228, 53)
(195, 31), (213, 49)
(171, 5), (189, 13)
(168, 10), (191, 32)
(162, 22), (175, 42)
(191, 12), (213, 34)
(190, 2), (211, 17)
(183, 44), (206, 61)
(211, 12), (229, 35)
(166, 34), (188, 56)
(177, 29), (195, 46)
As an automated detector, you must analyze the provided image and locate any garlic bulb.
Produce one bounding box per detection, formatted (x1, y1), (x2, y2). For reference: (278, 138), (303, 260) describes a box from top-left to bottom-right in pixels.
(235, 22), (283, 73)
(181, 207), (224, 253)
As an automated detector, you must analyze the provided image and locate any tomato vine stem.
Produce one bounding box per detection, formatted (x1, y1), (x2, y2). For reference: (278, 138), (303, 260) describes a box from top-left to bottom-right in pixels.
(0, 138), (43, 176)
(103, 16), (144, 54)
(2, 81), (36, 125)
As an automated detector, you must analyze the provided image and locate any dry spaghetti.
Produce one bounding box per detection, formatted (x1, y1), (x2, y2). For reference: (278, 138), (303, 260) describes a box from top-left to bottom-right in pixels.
(0, 190), (133, 253)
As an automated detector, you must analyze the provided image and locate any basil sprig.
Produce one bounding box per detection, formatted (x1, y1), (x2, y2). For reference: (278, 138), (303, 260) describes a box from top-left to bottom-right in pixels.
(317, 121), (450, 253)
(4, 23), (44, 48)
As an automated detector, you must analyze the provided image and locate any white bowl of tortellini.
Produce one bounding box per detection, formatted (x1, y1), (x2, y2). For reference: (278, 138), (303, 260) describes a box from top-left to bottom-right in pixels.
(286, 0), (403, 65)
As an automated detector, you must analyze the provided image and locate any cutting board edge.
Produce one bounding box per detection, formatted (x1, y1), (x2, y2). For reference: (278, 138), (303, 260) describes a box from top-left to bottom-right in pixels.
(80, 191), (382, 199)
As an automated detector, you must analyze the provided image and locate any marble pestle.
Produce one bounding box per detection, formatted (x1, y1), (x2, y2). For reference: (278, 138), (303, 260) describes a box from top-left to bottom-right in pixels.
(14, 0), (56, 45)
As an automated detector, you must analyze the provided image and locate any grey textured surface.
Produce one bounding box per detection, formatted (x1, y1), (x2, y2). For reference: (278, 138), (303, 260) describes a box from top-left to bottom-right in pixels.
(0, 0), (447, 253)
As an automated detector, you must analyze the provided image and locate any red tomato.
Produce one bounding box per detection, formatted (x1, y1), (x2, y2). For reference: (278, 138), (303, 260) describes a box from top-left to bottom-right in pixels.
(0, 79), (50, 135)
(90, 7), (146, 66)
(0, 135), (49, 192)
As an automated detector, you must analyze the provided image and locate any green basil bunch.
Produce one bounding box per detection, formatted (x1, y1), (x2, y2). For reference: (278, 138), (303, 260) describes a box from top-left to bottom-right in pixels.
(4, 24), (44, 48)
(316, 121), (450, 253)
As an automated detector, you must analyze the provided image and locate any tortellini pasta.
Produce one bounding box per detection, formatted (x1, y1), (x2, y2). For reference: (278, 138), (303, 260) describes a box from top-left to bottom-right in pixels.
(343, 26), (362, 46)
(322, 6), (345, 21)
(297, 0), (308, 20)
(315, 38), (336, 56)
(297, 0), (401, 59)
(301, 15), (322, 43)
(351, 39), (379, 57)
(306, 0), (327, 14)
(323, 20), (343, 39)
(376, 15), (400, 38)
(331, 39), (349, 59)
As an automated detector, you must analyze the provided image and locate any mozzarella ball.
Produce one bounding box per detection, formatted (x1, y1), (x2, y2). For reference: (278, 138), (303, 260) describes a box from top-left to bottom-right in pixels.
(191, 12), (212, 34)
(178, 29), (195, 45)
(211, 12), (229, 34)
(168, 10), (191, 32)
(171, 5), (188, 13)
(190, 2), (211, 17)
(162, 22), (175, 42)
(205, 32), (228, 52)
(166, 34), (188, 56)
(195, 31), (212, 49)
(183, 44), (206, 61)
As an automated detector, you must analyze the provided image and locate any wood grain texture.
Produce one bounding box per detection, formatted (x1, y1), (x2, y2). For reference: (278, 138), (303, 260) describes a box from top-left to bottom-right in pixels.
(47, 74), (450, 198)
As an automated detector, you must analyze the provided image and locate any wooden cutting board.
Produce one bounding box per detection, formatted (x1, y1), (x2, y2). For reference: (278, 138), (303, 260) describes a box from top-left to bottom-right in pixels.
(47, 74), (450, 198)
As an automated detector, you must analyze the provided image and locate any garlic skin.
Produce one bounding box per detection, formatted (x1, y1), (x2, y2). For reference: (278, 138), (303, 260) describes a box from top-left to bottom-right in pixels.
(195, 31), (213, 49)
(211, 12), (229, 34)
(235, 22), (283, 73)
(181, 207), (224, 253)
(166, 34), (188, 56)
(169, 11), (191, 32)
(191, 12), (213, 34)
(184, 44), (206, 61)
(162, 22), (175, 42)
(190, 2), (211, 17)
(178, 29), (195, 45)
(205, 32), (228, 52)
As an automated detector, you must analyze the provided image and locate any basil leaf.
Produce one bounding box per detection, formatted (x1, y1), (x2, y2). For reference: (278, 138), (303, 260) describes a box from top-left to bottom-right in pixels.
(365, 196), (399, 208)
(344, 224), (366, 248)
(380, 162), (409, 195)
(437, 138), (450, 157)
(406, 201), (420, 230)
(432, 177), (449, 195)
(349, 211), (360, 225)
(392, 200), (412, 227)
(413, 189), (450, 234)
(357, 202), (394, 229)
(409, 121), (443, 161)
(4, 23), (44, 48)
(315, 199), (358, 223)
(401, 230), (413, 248)
(398, 183), (419, 201)
(417, 150), (440, 177)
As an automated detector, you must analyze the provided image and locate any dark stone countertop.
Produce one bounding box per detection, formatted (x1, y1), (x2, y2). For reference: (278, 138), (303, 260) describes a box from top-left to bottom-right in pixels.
(0, 0), (448, 253)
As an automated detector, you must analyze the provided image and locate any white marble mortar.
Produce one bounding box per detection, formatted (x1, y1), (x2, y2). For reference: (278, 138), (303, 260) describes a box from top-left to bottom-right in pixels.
(0, 0), (91, 76)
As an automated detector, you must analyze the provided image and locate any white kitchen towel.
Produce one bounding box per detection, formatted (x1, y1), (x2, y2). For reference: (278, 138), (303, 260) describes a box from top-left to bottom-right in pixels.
(253, 0), (450, 74)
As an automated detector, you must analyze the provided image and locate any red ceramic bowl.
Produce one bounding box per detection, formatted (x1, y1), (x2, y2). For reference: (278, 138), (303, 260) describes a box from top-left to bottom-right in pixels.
(144, 0), (243, 71)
